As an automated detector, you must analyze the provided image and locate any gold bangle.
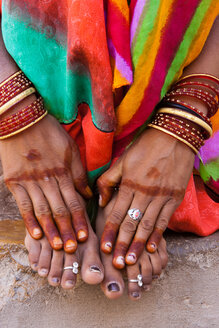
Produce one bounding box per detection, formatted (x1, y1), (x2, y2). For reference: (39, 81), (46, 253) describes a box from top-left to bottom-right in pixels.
(178, 73), (219, 84)
(147, 123), (199, 154)
(0, 111), (48, 140)
(157, 107), (213, 137)
(0, 87), (36, 115)
(0, 70), (22, 88)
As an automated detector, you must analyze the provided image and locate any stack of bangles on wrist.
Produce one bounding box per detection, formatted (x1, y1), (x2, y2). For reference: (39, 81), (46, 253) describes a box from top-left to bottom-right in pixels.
(0, 70), (48, 140)
(148, 74), (219, 154)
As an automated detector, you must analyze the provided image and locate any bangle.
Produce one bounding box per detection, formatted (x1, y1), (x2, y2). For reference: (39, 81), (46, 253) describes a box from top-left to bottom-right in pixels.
(158, 107), (213, 137)
(0, 97), (48, 139)
(178, 74), (219, 84)
(0, 87), (36, 115)
(173, 81), (219, 98)
(148, 123), (199, 154)
(0, 70), (22, 88)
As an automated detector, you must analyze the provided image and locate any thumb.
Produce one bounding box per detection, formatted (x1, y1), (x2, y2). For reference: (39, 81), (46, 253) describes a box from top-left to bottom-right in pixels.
(97, 158), (123, 207)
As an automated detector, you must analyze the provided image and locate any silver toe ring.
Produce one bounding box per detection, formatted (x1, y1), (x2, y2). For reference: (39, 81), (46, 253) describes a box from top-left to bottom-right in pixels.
(129, 274), (143, 287)
(64, 262), (79, 275)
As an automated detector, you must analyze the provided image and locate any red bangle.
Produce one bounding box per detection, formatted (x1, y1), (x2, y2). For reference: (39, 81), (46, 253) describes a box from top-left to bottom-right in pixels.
(173, 81), (219, 98)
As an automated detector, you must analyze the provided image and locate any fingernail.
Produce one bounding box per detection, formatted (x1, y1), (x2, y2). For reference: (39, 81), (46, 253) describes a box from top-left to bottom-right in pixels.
(99, 195), (103, 206)
(131, 292), (140, 298)
(85, 186), (93, 198)
(126, 253), (136, 264)
(31, 263), (38, 270)
(52, 277), (60, 284)
(90, 266), (101, 273)
(39, 268), (48, 276)
(65, 240), (77, 251)
(65, 280), (74, 287)
(147, 242), (157, 253)
(103, 242), (112, 253)
(53, 237), (63, 247)
(108, 283), (120, 292)
(115, 256), (125, 266)
(33, 228), (42, 238)
(77, 230), (87, 242)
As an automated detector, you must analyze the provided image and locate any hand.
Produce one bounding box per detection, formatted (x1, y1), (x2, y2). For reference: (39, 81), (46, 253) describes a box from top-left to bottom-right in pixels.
(0, 114), (92, 253)
(97, 128), (195, 268)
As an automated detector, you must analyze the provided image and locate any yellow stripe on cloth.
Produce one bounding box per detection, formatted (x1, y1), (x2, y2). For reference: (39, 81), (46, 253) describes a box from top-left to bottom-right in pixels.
(111, 0), (129, 22)
(115, 0), (175, 134)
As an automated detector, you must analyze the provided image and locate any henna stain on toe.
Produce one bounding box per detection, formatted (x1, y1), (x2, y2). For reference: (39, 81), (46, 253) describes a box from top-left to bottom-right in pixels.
(122, 179), (185, 200)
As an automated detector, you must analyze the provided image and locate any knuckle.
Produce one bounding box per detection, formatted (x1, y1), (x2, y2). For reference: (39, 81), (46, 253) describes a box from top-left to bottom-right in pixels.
(19, 199), (32, 212)
(53, 206), (70, 218)
(110, 209), (123, 225)
(157, 216), (168, 229)
(59, 176), (73, 191)
(119, 185), (132, 199)
(36, 203), (51, 216)
(121, 219), (136, 234)
(67, 199), (82, 213)
(140, 219), (154, 233)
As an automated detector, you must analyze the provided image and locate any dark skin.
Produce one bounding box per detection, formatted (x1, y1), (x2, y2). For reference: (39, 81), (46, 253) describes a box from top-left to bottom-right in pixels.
(98, 17), (219, 269)
(0, 21), (92, 253)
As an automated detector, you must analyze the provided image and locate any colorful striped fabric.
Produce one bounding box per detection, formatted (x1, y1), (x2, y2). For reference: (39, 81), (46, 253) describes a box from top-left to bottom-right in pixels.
(0, 0), (218, 235)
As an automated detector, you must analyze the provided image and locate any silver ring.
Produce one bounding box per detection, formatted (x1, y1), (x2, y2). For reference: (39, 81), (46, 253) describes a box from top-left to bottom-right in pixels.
(128, 208), (143, 221)
(64, 262), (79, 275)
(129, 274), (143, 287)
(43, 176), (49, 182)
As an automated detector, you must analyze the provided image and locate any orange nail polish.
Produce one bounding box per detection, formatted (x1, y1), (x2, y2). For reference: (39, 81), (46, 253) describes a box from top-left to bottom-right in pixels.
(102, 242), (112, 253)
(53, 237), (63, 248)
(146, 242), (157, 253)
(33, 228), (42, 238)
(125, 253), (136, 265)
(65, 239), (77, 251)
(77, 230), (87, 242)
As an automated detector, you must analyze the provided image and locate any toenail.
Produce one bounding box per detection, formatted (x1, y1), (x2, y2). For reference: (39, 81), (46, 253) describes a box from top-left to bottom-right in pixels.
(52, 277), (60, 283)
(131, 292), (140, 298)
(143, 285), (151, 291)
(108, 283), (120, 292)
(39, 268), (48, 275)
(116, 256), (125, 266)
(126, 253), (136, 264)
(65, 280), (74, 287)
(90, 266), (101, 273)
(153, 275), (159, 279)
(31, 263), (38, 270)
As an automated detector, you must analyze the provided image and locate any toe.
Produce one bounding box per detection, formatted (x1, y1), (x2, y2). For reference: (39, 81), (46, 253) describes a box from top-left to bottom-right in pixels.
(48, 250), (64, 286)
(101, 252), (124, 300)
(157, 238), (168, 269)
(37, 239), (52, 277)
(61, 253), (78, 289)
(127, 263), (142, 301)
(140, 251), (153, 291)
(25, 231), (41, 271)
(80, 233), (104, 285)
(149, 251), (162, 279)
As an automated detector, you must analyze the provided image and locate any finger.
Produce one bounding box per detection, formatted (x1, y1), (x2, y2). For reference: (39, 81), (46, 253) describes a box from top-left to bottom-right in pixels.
(57, 173), (88, 242)
(100, 183), (133, 255)
(112, 195), (148, 269)
(10, 184), (43, 239)
(40, 177), (77, 253)
(97, 159), (123, 207)
(146, 199), (178, 253)
(70, 140), (93, 199)
(27, 183), (63, 250)
(125, 200), (164, 264)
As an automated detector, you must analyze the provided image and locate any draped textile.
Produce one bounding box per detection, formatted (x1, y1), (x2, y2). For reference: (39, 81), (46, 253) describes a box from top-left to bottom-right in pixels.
(0, 0), (218, 235)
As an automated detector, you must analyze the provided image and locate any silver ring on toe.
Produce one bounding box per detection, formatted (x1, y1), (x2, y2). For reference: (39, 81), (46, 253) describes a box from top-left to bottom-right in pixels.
(64, 262), (79, 275)
(128, 274), (143, 287)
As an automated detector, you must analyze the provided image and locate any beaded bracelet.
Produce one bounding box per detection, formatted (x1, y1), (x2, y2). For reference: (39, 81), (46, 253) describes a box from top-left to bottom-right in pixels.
(157, 107), (213, 138)
(0, 70), (36, 116)
(0, 97), (48, 139)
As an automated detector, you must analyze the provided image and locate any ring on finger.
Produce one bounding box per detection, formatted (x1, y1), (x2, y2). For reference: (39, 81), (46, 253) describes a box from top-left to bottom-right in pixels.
(63, 262), (79, 275)
(128, 208), (143, 221)
(128, 274), (143, 287)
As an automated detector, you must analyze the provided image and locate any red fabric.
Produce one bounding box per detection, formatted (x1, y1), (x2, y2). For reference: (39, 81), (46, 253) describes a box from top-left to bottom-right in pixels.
(169, 175), (219, 236)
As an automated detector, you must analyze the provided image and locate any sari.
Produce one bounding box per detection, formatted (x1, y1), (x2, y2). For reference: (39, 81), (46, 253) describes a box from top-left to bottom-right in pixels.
(0, 0), (218, 236)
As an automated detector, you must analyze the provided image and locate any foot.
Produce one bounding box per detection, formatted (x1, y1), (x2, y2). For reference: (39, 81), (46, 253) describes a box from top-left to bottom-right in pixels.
(25, 196), (104, 289)
(96, 194), (168, 300)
